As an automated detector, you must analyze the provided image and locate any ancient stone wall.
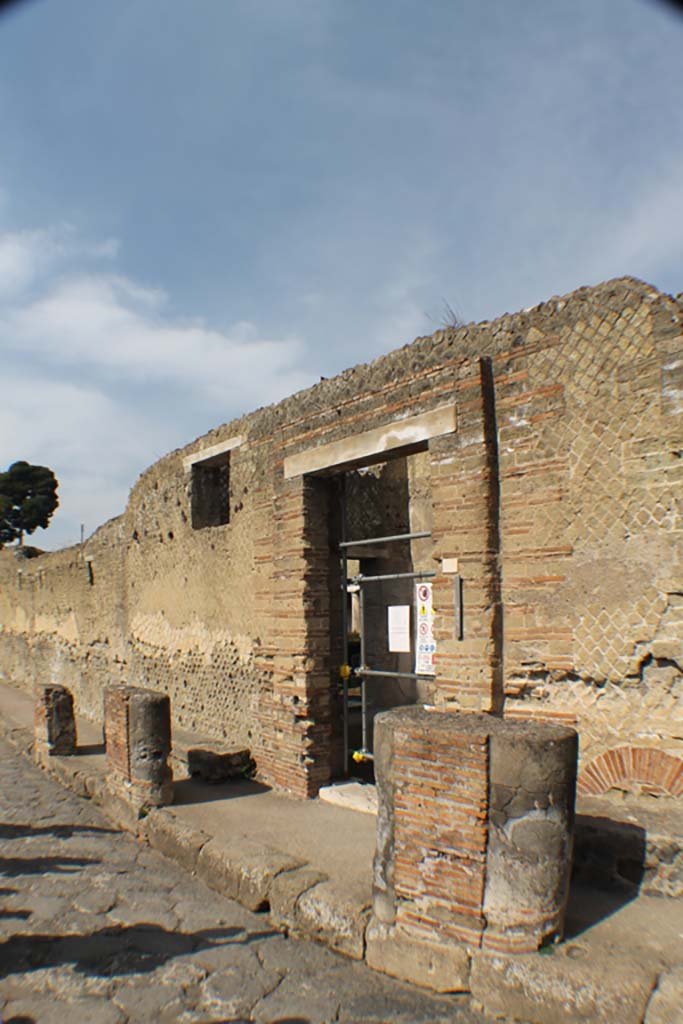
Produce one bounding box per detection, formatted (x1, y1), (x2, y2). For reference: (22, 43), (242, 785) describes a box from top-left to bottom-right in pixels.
(492, 281), (683, 797)
(122, 448), (269, 751)
(0, 516), (127, 721)
(0, 276), (680, 798)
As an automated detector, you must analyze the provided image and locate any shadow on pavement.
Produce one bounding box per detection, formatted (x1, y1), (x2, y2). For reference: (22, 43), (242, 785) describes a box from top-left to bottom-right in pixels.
(0, 822), (117, 840)
(173, 776), (271, 806)
(0, 923), (282, 981)
(0, 854), (99, 877)
(565, 815), (646, 938)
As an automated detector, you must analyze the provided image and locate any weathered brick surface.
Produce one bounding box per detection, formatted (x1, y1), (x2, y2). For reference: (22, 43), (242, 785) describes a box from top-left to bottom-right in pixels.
(104, 683), (173, 807)
(392, 725), (489, 946)
(104, 683), (130, 779)
(372, 708), (577, 963)
(33, 683), (77, 761)
(1, 276), (681, 797)
(579, 745), (683, 797)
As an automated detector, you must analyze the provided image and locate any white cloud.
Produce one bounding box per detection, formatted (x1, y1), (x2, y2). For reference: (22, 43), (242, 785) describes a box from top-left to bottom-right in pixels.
(0, 222), (120, 299)
(0, 366), (172, 549)
(0, 215), (314, 549)
(2, 271), (310, 407)
(0, 228), (64, 297)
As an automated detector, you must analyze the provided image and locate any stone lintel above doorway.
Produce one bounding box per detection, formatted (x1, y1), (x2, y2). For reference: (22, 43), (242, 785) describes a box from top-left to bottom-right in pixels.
(283, 405), (457, 479)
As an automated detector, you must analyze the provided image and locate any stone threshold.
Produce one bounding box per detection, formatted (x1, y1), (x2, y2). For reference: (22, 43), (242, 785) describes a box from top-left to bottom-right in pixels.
(318, 780), (379, 816)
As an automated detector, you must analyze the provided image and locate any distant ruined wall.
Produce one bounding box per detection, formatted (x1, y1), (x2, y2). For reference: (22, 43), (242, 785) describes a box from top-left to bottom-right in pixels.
(0, 276), (681, 798)
(0, 517), (127, 722)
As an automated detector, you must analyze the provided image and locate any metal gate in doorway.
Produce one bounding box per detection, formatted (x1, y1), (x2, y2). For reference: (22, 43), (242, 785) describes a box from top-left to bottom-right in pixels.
(338, 483), (436, 776)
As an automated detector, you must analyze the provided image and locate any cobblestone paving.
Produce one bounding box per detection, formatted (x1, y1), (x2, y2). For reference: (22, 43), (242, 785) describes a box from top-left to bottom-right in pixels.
(0, 741), (484, 1023)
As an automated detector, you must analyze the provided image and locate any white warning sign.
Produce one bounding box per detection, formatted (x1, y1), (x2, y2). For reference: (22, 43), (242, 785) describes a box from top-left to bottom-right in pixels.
(415, 581), (436, 676)
(388, 605), (411, 653)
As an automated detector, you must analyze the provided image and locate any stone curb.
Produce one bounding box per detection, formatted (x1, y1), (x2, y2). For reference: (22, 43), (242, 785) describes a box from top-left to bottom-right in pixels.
(294, 879), (370, 961)
(643, 967), (683, 1023)
(195, 835), (303, 912)
(470, 948), (659, 1024)
(143, 807), (210, 875)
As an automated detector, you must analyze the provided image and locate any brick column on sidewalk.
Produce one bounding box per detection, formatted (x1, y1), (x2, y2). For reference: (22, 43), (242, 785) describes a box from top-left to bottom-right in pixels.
(34, 684), (77, 766)
(367, 707), (577, 991)
(104, 683), (173, 808)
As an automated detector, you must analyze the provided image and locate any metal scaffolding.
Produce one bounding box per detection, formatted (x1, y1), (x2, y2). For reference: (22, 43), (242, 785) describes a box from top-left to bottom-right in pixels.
(339, 481), (434, 770)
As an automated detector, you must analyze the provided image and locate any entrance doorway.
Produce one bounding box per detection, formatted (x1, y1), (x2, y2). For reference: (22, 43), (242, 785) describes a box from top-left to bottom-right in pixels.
(333, 450), (436, 780)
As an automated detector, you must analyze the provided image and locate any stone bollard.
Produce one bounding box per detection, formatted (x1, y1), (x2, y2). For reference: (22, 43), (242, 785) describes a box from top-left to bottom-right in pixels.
(367, 707), (577, 991)
(34, 684), (77, 766)
(104, 683), (173, 809)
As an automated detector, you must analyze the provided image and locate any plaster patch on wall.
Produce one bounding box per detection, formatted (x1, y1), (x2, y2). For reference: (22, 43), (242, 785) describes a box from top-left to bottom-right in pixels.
(11, 607), (29, 632)
(33, 610), (80, 644)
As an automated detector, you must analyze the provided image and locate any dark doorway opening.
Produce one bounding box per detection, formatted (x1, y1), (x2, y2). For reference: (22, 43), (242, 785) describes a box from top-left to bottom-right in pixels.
(328, 450), (436, 782)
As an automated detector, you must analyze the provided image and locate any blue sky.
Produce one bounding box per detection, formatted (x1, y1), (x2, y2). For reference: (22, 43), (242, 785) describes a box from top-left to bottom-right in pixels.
(1, 0), (682, 549)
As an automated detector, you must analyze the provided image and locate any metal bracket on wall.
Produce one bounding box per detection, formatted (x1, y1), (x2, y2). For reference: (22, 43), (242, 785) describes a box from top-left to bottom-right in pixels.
(454, 573), (463, 641)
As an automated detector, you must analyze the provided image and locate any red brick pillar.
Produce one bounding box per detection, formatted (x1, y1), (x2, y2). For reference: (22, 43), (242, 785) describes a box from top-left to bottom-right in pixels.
(367, 707), (577, 991)
(34, 684), (77, 766)
(257, 474), (334, 798)
(104, 683), (173, 808)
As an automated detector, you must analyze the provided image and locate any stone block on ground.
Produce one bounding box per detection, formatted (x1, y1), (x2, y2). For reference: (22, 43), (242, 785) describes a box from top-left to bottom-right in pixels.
(99, 780), (147, 835)
(48, 757), (91, 799)
(318, 780), (379, 815)
(365, 917), (470, 993)
(268, 864), (328, 931)
(187, 745), (253, 783)
(644, 967), (683, 1024)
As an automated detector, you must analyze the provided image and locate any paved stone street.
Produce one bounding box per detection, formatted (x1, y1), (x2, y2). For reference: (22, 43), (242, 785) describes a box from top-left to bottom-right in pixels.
(0, 740), (484, 1024)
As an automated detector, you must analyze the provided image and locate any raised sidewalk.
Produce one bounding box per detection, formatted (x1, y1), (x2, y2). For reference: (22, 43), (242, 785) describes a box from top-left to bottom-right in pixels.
(1, 677), (681, 1024)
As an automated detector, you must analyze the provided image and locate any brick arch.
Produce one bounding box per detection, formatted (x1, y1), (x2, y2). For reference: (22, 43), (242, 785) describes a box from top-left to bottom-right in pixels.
(579, 746), (683, 797)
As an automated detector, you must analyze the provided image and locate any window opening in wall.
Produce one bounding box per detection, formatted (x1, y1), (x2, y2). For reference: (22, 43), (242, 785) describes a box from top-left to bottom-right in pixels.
(191, 453), (230, 529)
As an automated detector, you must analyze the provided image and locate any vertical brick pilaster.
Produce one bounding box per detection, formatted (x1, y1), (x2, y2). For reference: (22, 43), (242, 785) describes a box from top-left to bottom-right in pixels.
(430, 362), (502, 712)
(256, 472), (335, 797)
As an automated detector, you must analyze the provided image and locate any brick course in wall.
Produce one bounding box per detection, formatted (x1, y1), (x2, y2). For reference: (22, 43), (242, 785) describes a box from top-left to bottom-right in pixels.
(0, 275), (681, 798)
(392, 725), (490, 947)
